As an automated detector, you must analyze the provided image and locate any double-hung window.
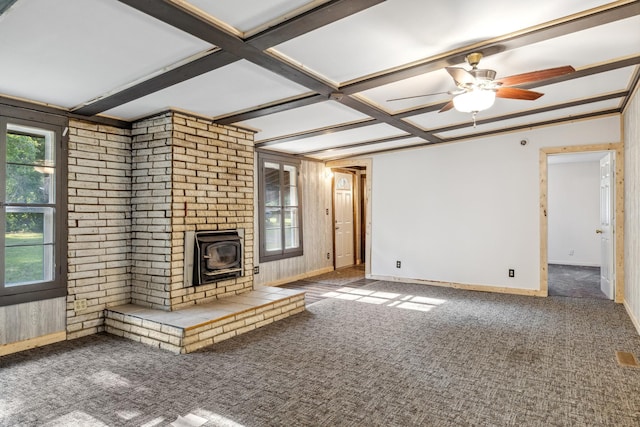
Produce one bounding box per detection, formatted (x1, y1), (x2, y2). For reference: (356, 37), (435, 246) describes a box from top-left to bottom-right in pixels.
(258, 153), (303, 262)
(0, 109), (66, 306)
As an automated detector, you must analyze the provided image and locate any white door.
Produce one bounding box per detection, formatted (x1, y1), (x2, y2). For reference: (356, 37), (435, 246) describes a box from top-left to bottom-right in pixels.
(598, 152), (614, 299)
(334, 172), (354, 269)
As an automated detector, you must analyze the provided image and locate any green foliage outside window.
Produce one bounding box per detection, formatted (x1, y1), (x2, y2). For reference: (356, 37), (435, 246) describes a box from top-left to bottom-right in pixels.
(5, 132), (50, 233)
(1, 111), (64, 302)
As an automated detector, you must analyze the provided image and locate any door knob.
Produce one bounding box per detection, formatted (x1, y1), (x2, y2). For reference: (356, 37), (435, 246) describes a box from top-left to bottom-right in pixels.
(596, 229), (603, 234)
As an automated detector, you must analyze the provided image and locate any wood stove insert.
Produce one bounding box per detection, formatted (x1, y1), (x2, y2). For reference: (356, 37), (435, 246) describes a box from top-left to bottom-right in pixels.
(193, 231), (242, 286)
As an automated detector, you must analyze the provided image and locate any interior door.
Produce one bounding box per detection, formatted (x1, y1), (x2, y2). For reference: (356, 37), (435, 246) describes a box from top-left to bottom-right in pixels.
(598, 152), (614, 299)
(334, 172), (354, 269)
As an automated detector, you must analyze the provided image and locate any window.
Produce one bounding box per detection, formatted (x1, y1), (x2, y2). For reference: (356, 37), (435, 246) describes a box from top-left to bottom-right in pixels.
(0, 109), (67, 306)
(258, 153), (303, 262)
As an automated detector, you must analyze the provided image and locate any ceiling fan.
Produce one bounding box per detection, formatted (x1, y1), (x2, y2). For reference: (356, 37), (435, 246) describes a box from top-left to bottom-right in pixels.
(389, 52), (575, 124)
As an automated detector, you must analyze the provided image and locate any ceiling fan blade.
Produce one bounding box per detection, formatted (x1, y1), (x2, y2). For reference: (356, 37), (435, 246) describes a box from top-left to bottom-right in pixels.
(387, 91), (452, 102)
(496, 87), (544, 100)
(438, 100), (455, 113)
(445, 67), (475, 86)
(496, 66), (575, 86)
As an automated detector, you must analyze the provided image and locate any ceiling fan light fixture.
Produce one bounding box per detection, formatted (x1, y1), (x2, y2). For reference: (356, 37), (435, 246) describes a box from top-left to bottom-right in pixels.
(453, 89), (496, 113)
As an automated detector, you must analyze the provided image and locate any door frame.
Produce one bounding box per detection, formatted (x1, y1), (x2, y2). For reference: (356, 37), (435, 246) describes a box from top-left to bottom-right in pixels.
(540, 143), (625, 302)
(332, 169), (356, 269)
(327, 158), (372, 277)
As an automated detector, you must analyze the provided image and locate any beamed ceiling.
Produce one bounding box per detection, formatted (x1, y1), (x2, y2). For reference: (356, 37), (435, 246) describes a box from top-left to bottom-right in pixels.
(1, 0), (639, 160)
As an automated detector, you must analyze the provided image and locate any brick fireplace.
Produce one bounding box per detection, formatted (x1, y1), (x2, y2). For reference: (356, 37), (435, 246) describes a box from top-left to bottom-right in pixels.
(111, 110), (306, 354)
(130, 111), (254, 311)
(67, 112), (305, 352)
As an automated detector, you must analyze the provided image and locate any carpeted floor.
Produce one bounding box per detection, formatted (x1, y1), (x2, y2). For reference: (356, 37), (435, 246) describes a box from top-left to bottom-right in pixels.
(278, 265), (376, 304)
(548, 264), (607, 299)
(2, 281), (640, 426)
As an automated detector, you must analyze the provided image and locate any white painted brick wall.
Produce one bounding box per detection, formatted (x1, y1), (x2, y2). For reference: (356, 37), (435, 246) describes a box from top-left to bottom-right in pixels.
(130, 113), (173, 309)
(67, 111), (255, 338)
(67, 119), (132, 339)
(170, 112), (255, 308)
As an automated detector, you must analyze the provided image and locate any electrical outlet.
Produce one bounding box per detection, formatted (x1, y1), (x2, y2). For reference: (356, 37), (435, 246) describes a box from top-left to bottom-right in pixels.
(74, 299), (87, 312)
(569, 249), (574, 256)
(253, 266), (259, 275)
(508, 269), (515, 278)
(326, 252), (330, 260)
(396, 261), (401, 268)
(326, 208), (329, 215)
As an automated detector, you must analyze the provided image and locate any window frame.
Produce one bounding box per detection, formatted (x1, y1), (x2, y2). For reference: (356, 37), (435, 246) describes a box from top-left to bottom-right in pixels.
(0, 107), (68, 307)
(258, 152), (303, 263)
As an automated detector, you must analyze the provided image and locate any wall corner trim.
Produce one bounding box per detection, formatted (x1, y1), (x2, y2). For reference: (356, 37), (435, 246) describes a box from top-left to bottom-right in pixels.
(624, 300), (640, 336)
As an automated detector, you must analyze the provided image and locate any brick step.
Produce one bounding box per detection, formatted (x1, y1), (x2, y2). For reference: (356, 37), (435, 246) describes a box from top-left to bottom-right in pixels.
(105, 287), (305, 354)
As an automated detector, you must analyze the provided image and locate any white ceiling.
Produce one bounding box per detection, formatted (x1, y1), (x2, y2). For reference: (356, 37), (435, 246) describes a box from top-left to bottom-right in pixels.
(0, 0), (638, 161)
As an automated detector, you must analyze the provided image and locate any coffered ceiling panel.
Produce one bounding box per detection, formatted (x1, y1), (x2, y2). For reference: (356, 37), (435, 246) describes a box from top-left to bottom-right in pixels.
(271, 0), (614, 85)
(313, 137), (424, 160)
(357, 69), (454, 113)
(470, 15), (640, 73)
(264, 123), (405, 154)
(0, 0), (212, 109)
(184, 0), (327, 36)
(359, 15), (640, 115)
(240, 101), (370, 142)
(0, 0), (638, 160)
(104, 60), (310, 121)
(435, 99), (622, 139)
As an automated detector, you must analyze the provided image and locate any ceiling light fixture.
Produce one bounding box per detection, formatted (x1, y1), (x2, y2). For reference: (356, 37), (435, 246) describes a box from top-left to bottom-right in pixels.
(452, 89), (496, 113)
(452, 89), (496, 127)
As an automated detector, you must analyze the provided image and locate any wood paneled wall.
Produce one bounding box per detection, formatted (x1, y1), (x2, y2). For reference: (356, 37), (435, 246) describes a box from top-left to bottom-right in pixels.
(254, 160), (334, 286)
(0, 298), (65, 346)
(624, 85), (640, 332)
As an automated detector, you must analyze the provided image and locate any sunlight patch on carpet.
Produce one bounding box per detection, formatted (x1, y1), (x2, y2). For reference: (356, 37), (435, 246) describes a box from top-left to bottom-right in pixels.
(0, 397), (23, 418)
(358, 296), (388, 304)
(140, 417), (166, 427)
(42, 411), (109, 426)
(191, 409), (246, 427)
(116, 409), (140, 420)
(90, 370), (131, 388)
(171, 413), (207, 427)
(320, 288), (447, 311)
(396, 302), (434, 312)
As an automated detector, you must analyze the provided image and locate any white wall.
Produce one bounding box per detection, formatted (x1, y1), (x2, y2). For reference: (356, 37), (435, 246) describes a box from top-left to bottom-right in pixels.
(624, 85), (640, 332)
(547, 161), (601, 266)
(370, 116), (620, 291)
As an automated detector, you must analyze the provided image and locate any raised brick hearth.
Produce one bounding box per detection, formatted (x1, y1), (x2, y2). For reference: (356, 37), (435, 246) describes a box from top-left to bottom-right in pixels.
(106, 287), (304, 354)
(99, 110), (306, 352)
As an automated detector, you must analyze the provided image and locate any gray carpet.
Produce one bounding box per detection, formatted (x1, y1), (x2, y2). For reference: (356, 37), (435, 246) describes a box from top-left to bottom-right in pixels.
(548, 264), (606, 299)
(2, 281), (640, 426)
(279, 265), (377, 304)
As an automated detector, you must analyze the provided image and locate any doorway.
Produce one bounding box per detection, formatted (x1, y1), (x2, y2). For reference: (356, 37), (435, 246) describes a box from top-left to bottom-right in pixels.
(540, 144), (624, 302)
(333, 170), (355, 269)
(326, 159), (372, 277)
(547, 152), (610, 299)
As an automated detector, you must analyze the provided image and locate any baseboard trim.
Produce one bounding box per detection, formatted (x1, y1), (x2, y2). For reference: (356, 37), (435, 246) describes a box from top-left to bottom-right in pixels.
(623, 300), (640, 336)
(548, 261), (601, 268)
(263, 266), (335, 287)
(0, 330), (66, 357)
(368, 275), (545, 297)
